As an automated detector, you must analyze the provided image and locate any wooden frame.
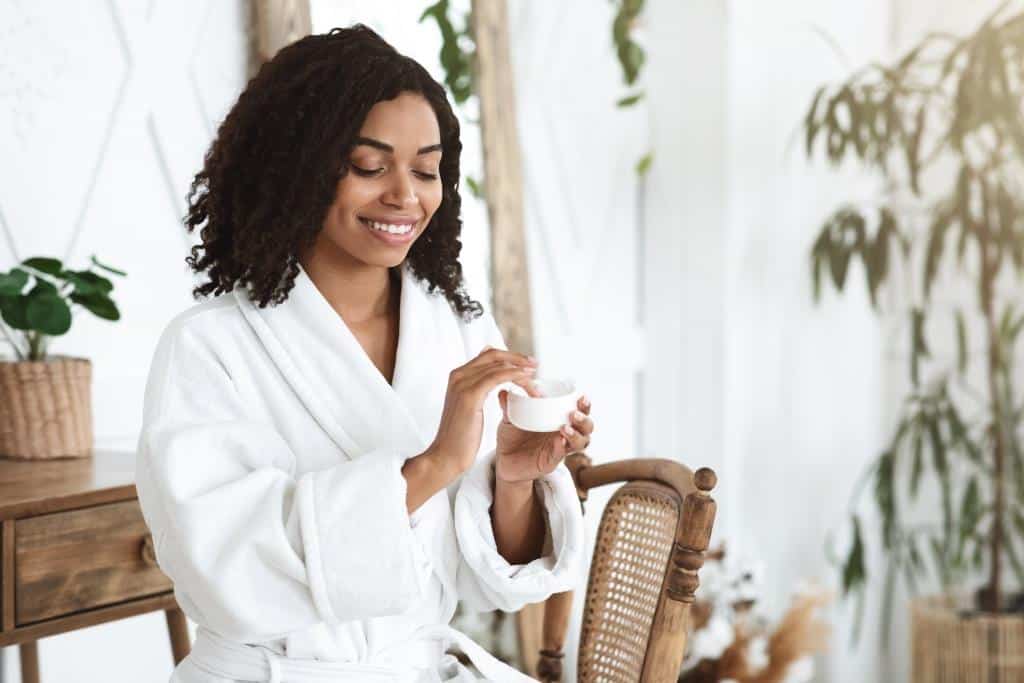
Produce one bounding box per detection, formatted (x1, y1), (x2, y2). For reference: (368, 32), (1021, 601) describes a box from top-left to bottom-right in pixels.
(0, 452), (189, 683)
(531, 455), (718, 682)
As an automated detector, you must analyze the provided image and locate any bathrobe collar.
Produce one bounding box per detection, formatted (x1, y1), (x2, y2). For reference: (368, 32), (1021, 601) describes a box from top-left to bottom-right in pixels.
(234, 261), (444, 461)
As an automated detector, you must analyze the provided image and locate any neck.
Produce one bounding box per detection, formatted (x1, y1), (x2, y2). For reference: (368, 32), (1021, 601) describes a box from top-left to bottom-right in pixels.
(299, 247), (398, 324)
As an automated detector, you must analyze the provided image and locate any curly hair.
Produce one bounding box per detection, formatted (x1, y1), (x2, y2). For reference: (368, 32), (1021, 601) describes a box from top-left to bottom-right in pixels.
(184, 24), (482, 320)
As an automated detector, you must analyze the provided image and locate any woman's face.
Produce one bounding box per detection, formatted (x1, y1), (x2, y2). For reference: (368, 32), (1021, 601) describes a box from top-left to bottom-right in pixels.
(314, 91), (444, 271)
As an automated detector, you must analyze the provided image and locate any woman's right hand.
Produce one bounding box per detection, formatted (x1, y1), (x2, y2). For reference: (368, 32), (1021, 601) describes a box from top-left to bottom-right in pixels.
(425, 347), (540, 480)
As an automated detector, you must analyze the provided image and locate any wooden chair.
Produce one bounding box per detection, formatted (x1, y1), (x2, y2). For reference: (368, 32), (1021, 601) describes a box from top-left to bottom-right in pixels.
(530, 454), (717, 682)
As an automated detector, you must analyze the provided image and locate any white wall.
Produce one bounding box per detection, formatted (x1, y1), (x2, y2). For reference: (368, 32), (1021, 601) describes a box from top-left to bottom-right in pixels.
(0, 0), (248, 680)
(720, 2), (891, 679)
(641, 1), (1005, 682)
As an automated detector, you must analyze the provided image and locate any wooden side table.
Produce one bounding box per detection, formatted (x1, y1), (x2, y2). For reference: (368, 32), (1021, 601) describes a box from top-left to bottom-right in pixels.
(0, 450), (189, 682)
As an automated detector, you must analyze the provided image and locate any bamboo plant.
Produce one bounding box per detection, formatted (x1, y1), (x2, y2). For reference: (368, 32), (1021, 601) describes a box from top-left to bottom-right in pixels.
(0, 255), (125, 361)
(806, 4), (1024, 628)
(419, 0), (652, 180)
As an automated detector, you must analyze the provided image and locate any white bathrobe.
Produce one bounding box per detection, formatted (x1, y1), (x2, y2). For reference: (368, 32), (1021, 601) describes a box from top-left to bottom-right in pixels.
(135, 261), (584, 682)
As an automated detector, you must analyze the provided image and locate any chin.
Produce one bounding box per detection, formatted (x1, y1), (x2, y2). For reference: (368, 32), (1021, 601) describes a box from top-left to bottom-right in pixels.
(361, 244), (416, 269)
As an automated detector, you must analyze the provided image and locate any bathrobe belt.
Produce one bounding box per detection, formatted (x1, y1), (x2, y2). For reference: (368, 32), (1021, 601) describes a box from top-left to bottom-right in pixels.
(188, 624), (535, 683)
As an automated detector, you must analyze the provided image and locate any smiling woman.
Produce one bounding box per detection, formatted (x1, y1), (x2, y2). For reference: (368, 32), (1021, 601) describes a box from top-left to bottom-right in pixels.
(309, 95), (445, 264)
(136, 23), (587, 683)
(183, 25), (476, 319)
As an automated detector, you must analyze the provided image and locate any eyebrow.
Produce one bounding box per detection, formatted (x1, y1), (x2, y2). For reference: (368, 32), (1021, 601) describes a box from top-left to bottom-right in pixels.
(354, 136), (442, 155)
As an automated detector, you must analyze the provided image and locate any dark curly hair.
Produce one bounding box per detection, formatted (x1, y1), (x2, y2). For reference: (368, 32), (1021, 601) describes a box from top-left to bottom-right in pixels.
(184, 24), (482, 320)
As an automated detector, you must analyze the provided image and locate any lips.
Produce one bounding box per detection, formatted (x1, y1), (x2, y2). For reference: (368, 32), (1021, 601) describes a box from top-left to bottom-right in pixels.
(358, 216), (418, 245)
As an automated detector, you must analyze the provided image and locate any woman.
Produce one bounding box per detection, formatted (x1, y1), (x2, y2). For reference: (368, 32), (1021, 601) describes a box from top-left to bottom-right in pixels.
(135, 24), (592, 683)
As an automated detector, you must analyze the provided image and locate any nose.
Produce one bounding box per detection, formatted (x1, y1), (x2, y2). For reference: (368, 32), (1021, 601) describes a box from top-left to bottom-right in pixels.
(381, 171), (417, 209)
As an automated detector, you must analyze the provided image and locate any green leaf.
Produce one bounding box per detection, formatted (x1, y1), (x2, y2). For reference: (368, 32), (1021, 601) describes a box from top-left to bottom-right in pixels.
(956, 309), (968, 374)
(0, 295), (29, 330)
(0, 269), (29, 296)
(805, 86), (828, 157)
(464, 175), (483, 200)
(29, 280), (57, 296)
(928, 414), (953, 544)
(929, 414), (948, 477)
(810, 228), (831, 302)
(828, 242), (852, 291)
(61, 272), (97, 296)
(635, 151), (653, 177)
(957, 477), (980, 558)
(905, 105), (926, 195)
(25, 293), (71, 336)
(1014, 508), (1024, 539)
(910, 422), (925, 498)
(923, 207), (952, 301)
(865, 207), (896, 307)
(418, 0), (443, 23)
(911, 308), (930, 385)
(880, 559), (898, 651)
(73, 270), (113, 295)
(21, 257), (63, 275)
(842, 516), (867, 595)
(875, 450), (897, 548)
(616, 92), (645, 108)
(69, 292), (120, 321)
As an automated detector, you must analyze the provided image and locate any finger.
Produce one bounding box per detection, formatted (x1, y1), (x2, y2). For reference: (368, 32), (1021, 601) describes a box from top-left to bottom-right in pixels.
(560, 423), (589, 454)
(577, 394), (591, 415)
(499, 389), (510, 423)
(472, 346), (538, 368)
(465, 361), (543, 398)
(469, 361), (543, 398)
(469, 365), (539, 400)
(548, 433), (569, 469)
(570, 410), (594, 436)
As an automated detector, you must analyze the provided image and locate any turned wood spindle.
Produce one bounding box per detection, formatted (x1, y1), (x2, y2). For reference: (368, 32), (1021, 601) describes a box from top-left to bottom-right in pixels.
(667, 467), (717, 603)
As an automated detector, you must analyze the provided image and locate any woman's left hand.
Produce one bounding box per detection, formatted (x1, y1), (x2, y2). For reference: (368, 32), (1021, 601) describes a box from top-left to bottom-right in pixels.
(494, 392), (593, 485)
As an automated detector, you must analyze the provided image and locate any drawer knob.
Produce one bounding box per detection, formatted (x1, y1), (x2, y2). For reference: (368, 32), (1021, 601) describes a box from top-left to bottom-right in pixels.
(140, 533), (157, 566)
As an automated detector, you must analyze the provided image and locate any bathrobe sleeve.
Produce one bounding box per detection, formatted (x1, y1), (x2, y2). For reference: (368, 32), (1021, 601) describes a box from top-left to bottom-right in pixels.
(452, 312), (585, 613)
(135, 315), (433, 643)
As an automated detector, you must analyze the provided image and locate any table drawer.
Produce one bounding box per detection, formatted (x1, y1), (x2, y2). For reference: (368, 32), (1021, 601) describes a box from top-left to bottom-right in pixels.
(15, 499), (172, 624)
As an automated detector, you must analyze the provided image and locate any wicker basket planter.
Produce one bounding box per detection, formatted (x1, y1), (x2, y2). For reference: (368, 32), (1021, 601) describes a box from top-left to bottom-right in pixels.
(912, 595), (1024, 682)
(0, 356), (93, 459)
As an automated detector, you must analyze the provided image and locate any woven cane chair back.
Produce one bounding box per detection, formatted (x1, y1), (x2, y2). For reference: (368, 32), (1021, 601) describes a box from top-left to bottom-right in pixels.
(530, 457), (717, 683)
(578, 481), (681, 682)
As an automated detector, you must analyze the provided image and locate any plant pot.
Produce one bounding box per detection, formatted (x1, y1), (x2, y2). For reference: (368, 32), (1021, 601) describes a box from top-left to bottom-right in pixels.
(0, 356), (93, 459)
(912, 594), (1024, 682)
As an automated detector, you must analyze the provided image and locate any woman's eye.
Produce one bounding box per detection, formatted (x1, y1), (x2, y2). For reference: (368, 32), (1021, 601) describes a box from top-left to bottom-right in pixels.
(350, 165), (383, 177)
(349, 164), (437, 181)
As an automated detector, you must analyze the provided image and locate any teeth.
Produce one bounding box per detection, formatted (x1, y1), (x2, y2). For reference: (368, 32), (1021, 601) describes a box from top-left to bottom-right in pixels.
(365, 219), (413, 235)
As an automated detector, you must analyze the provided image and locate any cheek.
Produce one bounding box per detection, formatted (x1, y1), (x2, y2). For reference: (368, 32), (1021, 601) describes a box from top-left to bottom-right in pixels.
(424, 184), (444, 217)
(330, 177), (374, 219)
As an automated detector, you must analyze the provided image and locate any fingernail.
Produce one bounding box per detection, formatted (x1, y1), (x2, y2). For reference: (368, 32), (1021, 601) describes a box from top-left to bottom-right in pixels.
(563, 425), (576, 436)
(522, 366), (537, 373)
(526, 355), (538, 365)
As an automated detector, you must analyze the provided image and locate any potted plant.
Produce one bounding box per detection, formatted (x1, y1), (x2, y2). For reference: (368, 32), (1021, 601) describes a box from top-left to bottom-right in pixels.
(0, 255), (125, 459)
(804, 5), (1024, 678)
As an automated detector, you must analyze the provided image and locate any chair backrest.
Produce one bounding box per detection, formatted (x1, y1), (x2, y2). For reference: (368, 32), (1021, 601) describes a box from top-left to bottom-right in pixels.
(534, 456), (717, 683)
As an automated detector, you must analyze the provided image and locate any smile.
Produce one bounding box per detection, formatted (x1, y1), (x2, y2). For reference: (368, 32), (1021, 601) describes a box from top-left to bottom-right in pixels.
(358, 217), (416, 235)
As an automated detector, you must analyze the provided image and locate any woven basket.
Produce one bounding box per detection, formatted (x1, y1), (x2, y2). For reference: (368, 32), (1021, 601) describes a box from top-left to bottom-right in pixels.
(912, 595), (1024, 682)
(0, 357), (93, 459)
